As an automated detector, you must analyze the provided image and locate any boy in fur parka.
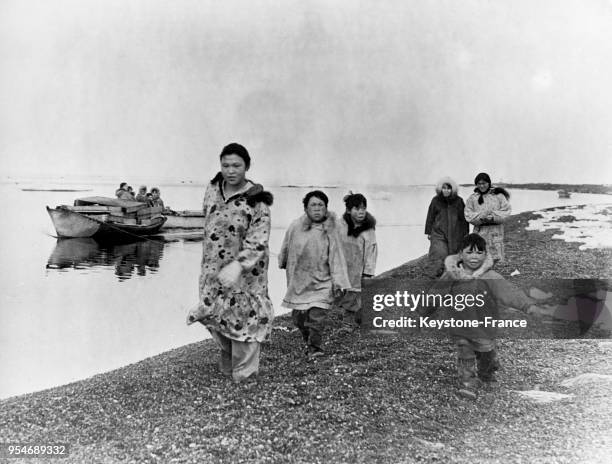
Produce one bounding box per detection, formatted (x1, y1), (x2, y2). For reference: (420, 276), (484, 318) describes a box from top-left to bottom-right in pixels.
(424, 177), (469, 278)
(336, 192), (378, 332)
(279, 190), (351, 357)
(431, 234), (540, 399)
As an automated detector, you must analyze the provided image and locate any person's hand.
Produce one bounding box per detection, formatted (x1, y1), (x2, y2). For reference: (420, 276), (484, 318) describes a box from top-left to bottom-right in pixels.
(333, 287), (346, 299)
(217, 261), (242, 288)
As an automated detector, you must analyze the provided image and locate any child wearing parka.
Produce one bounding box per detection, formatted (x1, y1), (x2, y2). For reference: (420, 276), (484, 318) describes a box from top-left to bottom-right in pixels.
(424, 177), (469, 278)
(336, 193), (378, 332)
(431, 233), (539, 399)
(279, 190), (351, 357)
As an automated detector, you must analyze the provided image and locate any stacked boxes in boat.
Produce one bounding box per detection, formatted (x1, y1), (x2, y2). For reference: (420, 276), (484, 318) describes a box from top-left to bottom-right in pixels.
(67, 200), (162, 226)
(136, 206), (163, 225)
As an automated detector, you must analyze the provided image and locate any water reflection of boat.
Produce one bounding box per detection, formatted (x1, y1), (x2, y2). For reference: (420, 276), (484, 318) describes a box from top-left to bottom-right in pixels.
(47, 237), (165, 280)
(46, 197), (167, 239)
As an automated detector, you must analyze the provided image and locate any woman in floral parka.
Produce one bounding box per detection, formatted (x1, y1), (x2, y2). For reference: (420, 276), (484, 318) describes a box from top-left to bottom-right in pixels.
(187, 143), (273, 383)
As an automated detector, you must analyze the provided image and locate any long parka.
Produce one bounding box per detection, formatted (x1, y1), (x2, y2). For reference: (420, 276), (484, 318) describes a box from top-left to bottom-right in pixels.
(279, 212), (351, 310)
(424, 177), (469, 277)
(188, 173), (274, 343)
(464, 188), (511, 262)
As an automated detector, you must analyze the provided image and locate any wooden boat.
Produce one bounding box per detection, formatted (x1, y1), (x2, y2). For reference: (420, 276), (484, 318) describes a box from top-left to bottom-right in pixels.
(557, 189), (572, 199)
(47, 196), (167, 239)
(162, 209), (205, 229)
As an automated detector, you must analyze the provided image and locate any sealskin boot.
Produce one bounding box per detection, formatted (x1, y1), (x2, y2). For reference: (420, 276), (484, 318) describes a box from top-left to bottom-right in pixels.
(476, 350), (500, 383)
(457, 357), (480, 399)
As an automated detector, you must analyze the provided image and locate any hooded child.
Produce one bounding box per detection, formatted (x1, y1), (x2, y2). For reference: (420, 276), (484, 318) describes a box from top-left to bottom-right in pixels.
(429, 233), (540, 399)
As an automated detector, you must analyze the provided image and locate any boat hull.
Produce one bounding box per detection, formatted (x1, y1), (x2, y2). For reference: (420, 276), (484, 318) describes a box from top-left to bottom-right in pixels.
(47, 207), (101, 238)
(94, 216), (167, 240)
(47, 207), (167, 239)
(163, 211), (205, 229)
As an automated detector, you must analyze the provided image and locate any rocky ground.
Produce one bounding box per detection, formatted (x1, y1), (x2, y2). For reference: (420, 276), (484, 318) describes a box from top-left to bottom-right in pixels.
(1, 205), (611, 463)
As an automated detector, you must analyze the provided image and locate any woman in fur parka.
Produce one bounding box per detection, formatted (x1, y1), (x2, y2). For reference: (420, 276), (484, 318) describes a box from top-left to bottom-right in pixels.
(464, 172), (511, 263)
(424, 177), (469, 278)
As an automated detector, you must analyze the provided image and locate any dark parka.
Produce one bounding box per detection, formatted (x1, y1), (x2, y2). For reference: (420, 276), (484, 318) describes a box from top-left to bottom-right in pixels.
(424, 177), (469, 278)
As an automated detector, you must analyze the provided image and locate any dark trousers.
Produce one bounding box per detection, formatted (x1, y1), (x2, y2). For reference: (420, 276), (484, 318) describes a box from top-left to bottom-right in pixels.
(454, 337), (499, 386)
(292, 308), (327, 350)
(425, 236), (449, 279)
(336, 291), (362, 327)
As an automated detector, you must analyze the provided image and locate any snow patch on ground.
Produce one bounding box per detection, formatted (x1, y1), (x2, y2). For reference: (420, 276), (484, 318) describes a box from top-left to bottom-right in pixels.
(526, 204), (612, 250)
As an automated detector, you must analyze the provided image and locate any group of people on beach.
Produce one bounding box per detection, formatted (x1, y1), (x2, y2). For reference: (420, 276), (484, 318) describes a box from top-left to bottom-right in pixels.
(424, 173), (510, 278)
(187, 142), (542, 399)
(115, 182), (165, 208)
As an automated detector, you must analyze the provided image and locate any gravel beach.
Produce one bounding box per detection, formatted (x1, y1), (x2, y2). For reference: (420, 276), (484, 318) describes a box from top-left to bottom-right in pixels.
(1, 205), (611, 464)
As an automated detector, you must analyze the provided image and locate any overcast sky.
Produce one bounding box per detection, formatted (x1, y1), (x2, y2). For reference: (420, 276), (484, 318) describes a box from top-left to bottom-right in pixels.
(1, 0), (612, 185)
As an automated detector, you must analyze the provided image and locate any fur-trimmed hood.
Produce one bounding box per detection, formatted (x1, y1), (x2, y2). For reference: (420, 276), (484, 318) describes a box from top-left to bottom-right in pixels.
(300, 210), (339, 232)
(342, 211), (376, 237)
(210, 171), (273, 207)
(442, 252), (494, 280)
(435, 177), (460, 197)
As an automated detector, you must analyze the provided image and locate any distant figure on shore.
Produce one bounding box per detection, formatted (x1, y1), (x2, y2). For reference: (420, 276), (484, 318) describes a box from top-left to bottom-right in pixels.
(430, 233), (540, 399)
(115, 182), (133, 200)
(464, 172), (511, 263)
(150, 187), (165, 209)
(279, 190), (351, 358)
(187, 143), (274, 384)
(424, 177), (469, 278)
(336, 192), (377, 333)
(135, 185), (148, 203)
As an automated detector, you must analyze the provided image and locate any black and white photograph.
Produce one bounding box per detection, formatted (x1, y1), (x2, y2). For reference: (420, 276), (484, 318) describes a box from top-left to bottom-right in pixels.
(1, 1), (612, 462)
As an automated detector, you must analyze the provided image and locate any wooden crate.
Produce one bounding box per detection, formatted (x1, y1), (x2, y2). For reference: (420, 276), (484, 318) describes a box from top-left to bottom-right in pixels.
(108, 216), (137, 225)
(137, 206), (163, 216)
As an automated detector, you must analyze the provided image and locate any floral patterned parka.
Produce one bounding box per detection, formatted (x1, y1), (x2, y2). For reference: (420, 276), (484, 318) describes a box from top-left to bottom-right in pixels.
(188, 174), (274, 343)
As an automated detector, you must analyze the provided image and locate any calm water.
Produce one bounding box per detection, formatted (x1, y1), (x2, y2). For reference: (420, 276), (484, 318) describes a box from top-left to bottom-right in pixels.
(1, 180), (611, 399)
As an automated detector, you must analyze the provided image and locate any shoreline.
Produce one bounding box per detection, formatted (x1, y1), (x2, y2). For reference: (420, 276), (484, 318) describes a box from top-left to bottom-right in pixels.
(459, 182), (612, 195)
(2, 204), (612, 463)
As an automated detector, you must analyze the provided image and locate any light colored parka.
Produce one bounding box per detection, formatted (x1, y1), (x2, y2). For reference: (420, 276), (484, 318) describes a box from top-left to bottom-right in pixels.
(337, 212), (377, 290)
(279, 212), (351, 310)
(464, 190), (511, 262)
